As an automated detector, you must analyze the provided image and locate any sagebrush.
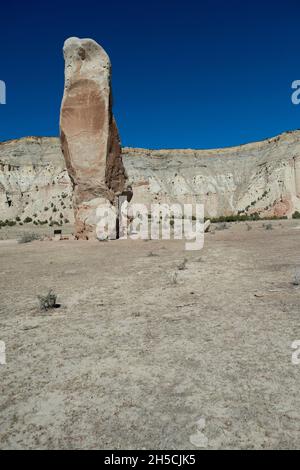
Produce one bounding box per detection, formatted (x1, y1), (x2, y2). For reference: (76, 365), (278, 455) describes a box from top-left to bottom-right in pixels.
(38, 290), (57, 311)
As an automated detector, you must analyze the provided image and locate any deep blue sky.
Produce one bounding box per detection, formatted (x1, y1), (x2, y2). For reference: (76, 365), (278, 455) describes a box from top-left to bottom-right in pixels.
(0, 0), (300, 149)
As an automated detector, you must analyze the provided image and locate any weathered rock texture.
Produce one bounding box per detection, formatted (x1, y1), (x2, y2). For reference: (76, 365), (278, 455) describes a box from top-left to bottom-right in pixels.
(60, 37), (126, 239)
(0, 137), (73, 227)
(123, 131), (300, 219)
(1, 131), (300, 227)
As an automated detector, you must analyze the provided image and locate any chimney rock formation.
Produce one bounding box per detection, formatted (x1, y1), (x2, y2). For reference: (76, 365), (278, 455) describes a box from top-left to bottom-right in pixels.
(60, 37), (126, 239)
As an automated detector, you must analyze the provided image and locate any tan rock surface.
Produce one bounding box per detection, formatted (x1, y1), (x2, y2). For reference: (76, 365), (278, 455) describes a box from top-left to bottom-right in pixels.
(60, 37), (126, 239)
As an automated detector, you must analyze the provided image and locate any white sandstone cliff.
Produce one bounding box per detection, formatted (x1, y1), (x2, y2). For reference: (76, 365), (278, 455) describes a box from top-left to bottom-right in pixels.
(1, 130), (300, 226)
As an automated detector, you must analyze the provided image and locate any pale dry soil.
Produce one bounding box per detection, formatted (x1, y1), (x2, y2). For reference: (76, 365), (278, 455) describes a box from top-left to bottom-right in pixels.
(0, 220), (300, 449)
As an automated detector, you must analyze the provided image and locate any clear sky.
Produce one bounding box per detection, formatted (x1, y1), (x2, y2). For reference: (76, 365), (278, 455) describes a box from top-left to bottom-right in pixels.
(0, 0), (300, 149)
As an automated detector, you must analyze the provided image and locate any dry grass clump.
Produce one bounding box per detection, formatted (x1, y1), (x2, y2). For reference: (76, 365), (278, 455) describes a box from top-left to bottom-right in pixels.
(292, 269), (300, 286)
(18, 232), (40, 244)
(177, 258), (188, 270)
(216, 222), (228, 231)
(37, 290), (58, 311)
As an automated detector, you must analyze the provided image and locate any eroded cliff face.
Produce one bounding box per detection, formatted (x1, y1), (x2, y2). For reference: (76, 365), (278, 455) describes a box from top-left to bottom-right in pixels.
(0, 137), (74, 227)
(123, 131), (300, 218)
(1, 131), (300, 228)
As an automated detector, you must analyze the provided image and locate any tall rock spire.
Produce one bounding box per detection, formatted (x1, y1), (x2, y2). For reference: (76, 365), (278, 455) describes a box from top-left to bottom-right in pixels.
(60, 37), (126, 239)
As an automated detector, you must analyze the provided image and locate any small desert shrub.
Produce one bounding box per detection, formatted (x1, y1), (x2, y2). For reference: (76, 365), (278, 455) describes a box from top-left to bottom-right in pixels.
(171, 272), (178, 285)
(132, 311), (141, 318)
(292, 269), (300, 286)
(64, 218), (69, 224)
(292, 211), (300, 219)
(264, 223), (273, 230)
(210, 213), (287, 223)
(23, 217), (32, 224)
(178, 258), (188, 270)
(18, 232), (40, 244)
(216, 222), (228, 231)
(0, 219), (16, 227)
(147, 251), (159, 257)
(211, 213), (259, 223)
(37, 289), (57, 311)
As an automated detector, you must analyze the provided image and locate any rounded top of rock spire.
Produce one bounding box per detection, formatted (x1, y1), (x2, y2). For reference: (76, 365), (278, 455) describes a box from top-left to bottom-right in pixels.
(62, 36), (111, 90)
(63, 37), (110, 62)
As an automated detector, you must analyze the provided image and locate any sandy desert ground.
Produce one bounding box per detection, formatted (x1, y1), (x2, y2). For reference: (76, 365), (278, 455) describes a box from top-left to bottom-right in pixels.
(0, 220), (300, 449)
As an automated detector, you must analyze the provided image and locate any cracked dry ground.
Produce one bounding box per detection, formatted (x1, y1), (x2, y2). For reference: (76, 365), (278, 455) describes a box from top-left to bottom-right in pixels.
(0, 220), (300, 449)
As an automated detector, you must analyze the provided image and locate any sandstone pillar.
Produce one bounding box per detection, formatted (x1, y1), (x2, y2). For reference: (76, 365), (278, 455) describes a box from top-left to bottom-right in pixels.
(60, 37), (126, 239)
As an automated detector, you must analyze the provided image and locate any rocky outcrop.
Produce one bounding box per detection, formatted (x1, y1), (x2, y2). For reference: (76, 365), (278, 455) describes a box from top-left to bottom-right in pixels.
(1, 131), (300, 227)
(0, 137), (73, 227)
(294, 156), (300, 198)
(123, 131), (300, 219)
(60, 37), (126, 239)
